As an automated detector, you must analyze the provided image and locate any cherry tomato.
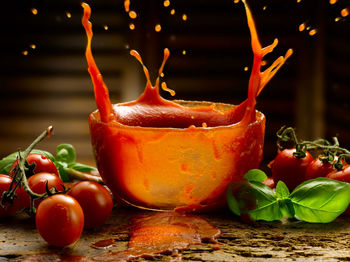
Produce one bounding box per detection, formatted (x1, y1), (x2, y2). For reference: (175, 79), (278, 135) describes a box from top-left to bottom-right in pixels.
(0, 174), (21, 218)
(22, 172), (65, 208)
(270, 148), (313, 191)
(10, 153), (59, 177)
(326, 165), (350, 183)
(305, 158), (335, 180)
(68, 181), (113, 228)
(36, 194), (84, 247)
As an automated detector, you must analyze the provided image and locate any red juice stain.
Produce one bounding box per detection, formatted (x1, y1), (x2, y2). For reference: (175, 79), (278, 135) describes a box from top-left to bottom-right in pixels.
(91, 239), (115, 249)
(93, 211), (221, 261)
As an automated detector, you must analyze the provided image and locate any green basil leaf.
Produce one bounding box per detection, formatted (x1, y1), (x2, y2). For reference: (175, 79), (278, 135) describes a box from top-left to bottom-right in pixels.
(275, 181), (290, 199)
(0, 149), (54, 174)
(56, 162), (70, 182)
(244, 169), (267, 182)
(68, 162), (97, 173)
(279, 198), (295, 218)
(290, 177), (350, 223)
(247, 181), (283, 221)
(56, 144), (76, 164)
(227, 180), (282, 221)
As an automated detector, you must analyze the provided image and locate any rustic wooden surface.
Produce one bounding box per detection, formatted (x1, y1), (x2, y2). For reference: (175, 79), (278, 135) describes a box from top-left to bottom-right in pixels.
(1, 208), (350, 261)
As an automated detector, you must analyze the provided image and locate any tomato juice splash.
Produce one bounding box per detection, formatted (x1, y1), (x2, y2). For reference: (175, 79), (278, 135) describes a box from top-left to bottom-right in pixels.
(82, 1), (292, 211)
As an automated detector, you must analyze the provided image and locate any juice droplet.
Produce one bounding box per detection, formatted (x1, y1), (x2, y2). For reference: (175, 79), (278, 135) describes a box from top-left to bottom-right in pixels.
(263, 6), (267, 11)
(22, 50), (28, 56)
(170, 9), (175, 15)
(155, 24), (162, 32)
(309, 29), (317, 36)
(160, 72), (165, 77)
(306, 26), (311, 30)
(66, 12), (72, 18)
(182, 50), (186, 55)
(329, 0), (338, 4)
(335, 16), (341, 22)
(164, 0), (170, 7)
(129, 23), (135, 30)
(31, 8), (38, 15)
(261, 60), (267, 66)
(244, 66), (249, 71)
(104, 25), (109, 30)
(161, 82), (175, 96)
(297, 0), (302, 3)
(299, 23), (306, 32)
(202, 122), (208, 128)
(234, 0), (240, 3)
(129, 11), (137, 19)
(182, 14), (187, 21)
(341, 7), (349, 17)
(30, 44), (36, 49)
(124, 0), (130, 12)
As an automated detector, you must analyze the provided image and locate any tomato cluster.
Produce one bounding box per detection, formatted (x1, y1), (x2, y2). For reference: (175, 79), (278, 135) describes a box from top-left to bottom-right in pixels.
(0, 153), (113, 247)
(268, 148), (349, 191)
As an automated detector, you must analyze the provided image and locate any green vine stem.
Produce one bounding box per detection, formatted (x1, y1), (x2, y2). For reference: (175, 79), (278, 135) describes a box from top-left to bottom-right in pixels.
(66, 168), (103, 184)
(2, 126), (68, 215)
(277, 126), (350, 170)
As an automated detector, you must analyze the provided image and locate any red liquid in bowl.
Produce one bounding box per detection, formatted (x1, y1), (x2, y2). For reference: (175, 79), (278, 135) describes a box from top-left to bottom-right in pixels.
(81, 1), (292, 211)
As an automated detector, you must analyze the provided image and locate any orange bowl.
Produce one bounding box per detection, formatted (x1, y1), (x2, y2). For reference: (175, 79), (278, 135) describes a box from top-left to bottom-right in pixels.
(89, 100), (265, 211)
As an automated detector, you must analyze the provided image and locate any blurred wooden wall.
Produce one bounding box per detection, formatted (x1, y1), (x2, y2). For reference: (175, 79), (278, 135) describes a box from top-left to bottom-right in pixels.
(0, 0), (349, 168)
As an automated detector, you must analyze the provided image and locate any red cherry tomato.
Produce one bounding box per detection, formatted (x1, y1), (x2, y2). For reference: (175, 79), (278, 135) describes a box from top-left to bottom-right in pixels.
(35, 194), (84, 247)
(68, 181), (113, 229)
(305, 158), (335, 180)
(0, 174), (21, 218)
(10, 153), (59, 177)
(326, 165), (350, 183)
(23, 172), (65, 208)
(270, 148), (313, 191)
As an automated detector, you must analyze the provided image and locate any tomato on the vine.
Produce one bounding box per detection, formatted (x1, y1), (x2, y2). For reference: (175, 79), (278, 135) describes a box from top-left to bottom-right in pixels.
(0, 174), (21, 218)
(10, 153), (59, 177)
(270, 148), (313, 191)
(326, 165), (350, 183)
(35, 194), (84, 247)
(24, 172), (65, 208)
(305, 158), (335, 180)
(68, 181), (113, 228)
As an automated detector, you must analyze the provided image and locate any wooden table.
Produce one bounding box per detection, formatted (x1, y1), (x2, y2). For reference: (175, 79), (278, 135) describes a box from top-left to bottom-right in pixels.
(1, 208), (350, 261)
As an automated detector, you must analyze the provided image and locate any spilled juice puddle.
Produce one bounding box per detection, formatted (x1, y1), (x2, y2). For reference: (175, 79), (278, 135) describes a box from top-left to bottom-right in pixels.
(93, 211), (221, 261)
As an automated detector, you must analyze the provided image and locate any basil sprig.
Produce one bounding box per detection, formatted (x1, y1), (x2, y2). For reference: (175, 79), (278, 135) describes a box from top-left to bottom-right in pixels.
(0, 144), (97, 183)
(227, 169), (350, 223)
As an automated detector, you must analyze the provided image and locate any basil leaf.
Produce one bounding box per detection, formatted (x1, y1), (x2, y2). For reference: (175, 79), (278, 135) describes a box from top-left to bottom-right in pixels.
(227, 180), (283, 221)
(290, 177), (350, 223)
(244, 169), (267, 182)
(68, 162), (97, 173)
(56, 144), (76, 164)
(56, 162), (70, 182)
(275, 181), (290, 199)
(0, 149), (54, 174)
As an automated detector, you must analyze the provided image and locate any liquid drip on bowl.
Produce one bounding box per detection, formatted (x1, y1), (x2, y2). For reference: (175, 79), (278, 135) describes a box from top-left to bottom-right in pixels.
(93, 211), (221, 261)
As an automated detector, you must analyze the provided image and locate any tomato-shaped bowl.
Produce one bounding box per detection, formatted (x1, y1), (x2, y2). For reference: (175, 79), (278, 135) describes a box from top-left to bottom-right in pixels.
(88, 100), (265, 211)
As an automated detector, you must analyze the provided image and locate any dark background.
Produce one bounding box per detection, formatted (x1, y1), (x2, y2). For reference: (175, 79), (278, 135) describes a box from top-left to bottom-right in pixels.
(0, 0), (349, 170)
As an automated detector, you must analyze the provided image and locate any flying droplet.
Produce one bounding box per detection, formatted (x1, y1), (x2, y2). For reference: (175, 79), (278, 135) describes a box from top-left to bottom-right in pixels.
(161, 82), (175, 96)
(170, 9), (175, 15)
(244, 66), (249, 71)
(129, 11), (137, 19)
(329, 0), (338, 4)
(341, 7), (349, 17)
(182, 50), (186, 55)
(30, 44), (36, 49)
(129, 23), (135, 30)
(31, 8), (38, 15)
(335, 16), (341, 22)
(297, 0), (302, 3)
(263, 6), (267, 11)
(306, 26), (311, 30)
(202, 122), (208, 128)
(182, 14), (187, 21)
(22, 50), (28, 56)
(125, 44), (130, 49)
(309, 29), (317, 36)
(164, 0), (170, 7)
(104, 25), (109, 30)
(124, 0), (130, 12)
(66, 12), (72, 18)
(160, 73), (164, 77)
(155, 24), (162, 32)
(299, 23), (306, 32)
(234, 0), (240, 3)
